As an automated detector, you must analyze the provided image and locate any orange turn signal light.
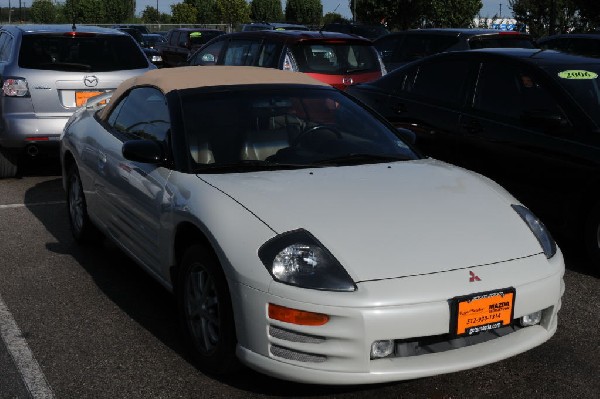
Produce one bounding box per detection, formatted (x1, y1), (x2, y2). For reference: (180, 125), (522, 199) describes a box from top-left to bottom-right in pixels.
(268, 303), (330, 326)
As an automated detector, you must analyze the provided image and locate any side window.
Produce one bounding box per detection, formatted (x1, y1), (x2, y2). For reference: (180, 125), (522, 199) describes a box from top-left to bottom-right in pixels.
(568, 38), (600, 58)
(168, 31), (178, 46)
(191, 39), (225, 65)
(223, 40), (262, 66)
(178, 32), (188, 47)
(108, 87), (170, 141)
(405, 59), (470, 106)
(375, 35), (402, 63)
(540, 38), (568, 52)
(394, 35), (459, 63)
(473, 62), (567, 129)
(257, 42), (280, 67)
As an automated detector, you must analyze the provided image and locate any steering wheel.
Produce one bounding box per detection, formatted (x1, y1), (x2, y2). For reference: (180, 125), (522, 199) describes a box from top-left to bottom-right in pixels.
(291, 125), (343, 147)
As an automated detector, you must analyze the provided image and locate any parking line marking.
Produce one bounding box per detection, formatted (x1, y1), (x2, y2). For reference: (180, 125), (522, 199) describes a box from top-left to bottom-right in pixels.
(0, 201), (65, 210)
(0, 294), (55, 399)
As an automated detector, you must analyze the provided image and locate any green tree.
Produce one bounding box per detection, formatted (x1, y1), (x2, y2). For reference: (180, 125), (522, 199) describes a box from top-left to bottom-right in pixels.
(30, 0), (57, 24)
(322, 12), (348, 26)
(424, 0), (482, 28)
(102, 0), (130, 23)
(351, 0), (426, 30)
(63, 0), (105, 24)
(217, 0), (251, 26)
(250, 0), (284, 22)
(171, 3), (198, 24)
(285, 0), (323, 25)
(509, 0), (579, 38)
(141, 6), (160, 23)
(185, 0), (220, 23)
(575, 0), (600, 28)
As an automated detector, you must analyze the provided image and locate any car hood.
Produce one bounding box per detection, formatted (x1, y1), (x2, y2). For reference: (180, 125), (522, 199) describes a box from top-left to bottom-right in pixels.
(199, 159), (543, 282)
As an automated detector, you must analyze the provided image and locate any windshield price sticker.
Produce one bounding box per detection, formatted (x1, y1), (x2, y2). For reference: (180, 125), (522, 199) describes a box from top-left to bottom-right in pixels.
(558, 70), (598, 80)
(451, 289), (515, 336)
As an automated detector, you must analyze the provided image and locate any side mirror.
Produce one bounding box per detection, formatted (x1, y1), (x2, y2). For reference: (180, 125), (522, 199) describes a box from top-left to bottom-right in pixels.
(122, 140), (164, 164)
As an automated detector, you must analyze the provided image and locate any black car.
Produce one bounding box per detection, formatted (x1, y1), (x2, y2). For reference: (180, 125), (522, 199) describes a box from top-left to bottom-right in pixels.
(116, 27), (163, 67)
(537, 33), (600, 58)
(320, 22), (389, 40)
(347, 48), (600, 269)
(374, 28), (536, 70)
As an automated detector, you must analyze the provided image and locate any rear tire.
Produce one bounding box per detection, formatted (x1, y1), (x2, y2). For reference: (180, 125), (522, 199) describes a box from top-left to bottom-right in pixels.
(0, 147), (18, 178)
(177, 244), (239, 375)
(66, 163), (100, 244)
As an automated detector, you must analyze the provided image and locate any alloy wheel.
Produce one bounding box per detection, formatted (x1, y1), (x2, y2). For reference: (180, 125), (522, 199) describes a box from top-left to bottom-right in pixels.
(185, 263), (220, 354)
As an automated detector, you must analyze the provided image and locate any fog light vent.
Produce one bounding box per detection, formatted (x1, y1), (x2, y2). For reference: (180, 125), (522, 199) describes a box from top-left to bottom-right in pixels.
(371, 340), (394, 359)
(520, 311), (542, 327)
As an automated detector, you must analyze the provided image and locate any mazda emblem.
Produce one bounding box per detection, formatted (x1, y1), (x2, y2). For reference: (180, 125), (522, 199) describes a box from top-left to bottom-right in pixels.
(84, 75), (99, 87)
(342, 77), (353, 86)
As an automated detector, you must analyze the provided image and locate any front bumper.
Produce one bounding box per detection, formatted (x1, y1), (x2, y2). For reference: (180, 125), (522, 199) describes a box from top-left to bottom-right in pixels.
(231, 252), (564, 384)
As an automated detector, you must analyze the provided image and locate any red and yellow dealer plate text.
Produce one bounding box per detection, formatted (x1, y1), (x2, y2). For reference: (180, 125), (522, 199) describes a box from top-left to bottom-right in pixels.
(75, 91), (103, 107)
(452, 289), (515, 336)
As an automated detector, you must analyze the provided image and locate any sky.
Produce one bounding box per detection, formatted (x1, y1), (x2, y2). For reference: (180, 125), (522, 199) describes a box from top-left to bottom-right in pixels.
(136, 0), (511, 19)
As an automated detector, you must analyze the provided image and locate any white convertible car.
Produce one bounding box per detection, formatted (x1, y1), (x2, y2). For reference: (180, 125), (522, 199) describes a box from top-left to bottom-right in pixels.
(60, 66), (564, 384)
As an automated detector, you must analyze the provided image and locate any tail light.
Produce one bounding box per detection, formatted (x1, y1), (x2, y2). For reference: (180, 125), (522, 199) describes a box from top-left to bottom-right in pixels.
(3, 78), (29, 97)
(282, 50), (299, 72)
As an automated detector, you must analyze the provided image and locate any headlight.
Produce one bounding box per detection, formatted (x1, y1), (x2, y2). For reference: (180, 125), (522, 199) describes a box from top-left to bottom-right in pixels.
(512, 205), (556, 259)
(258, 229), (356, 291)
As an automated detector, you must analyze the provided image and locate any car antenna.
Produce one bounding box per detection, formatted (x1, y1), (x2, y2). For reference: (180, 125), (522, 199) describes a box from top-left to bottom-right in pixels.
(70, 0), (76, 32)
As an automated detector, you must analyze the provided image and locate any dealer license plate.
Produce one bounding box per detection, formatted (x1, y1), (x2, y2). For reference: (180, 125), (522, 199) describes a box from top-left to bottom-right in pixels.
(75, 91), (103, 107)
(450, 288), (515, 336)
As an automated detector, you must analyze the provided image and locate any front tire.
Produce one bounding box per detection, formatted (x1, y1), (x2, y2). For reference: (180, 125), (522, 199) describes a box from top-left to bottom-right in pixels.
(66, 164), (99, 243)
(177, 244), (239, 374)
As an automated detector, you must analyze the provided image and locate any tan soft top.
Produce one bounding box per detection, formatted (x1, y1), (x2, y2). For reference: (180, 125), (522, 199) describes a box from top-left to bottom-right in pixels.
(100, 66), (328, 119)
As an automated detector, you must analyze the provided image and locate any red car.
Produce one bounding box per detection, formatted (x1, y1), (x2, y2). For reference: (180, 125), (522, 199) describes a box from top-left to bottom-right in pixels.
(186, 30), (386, 90)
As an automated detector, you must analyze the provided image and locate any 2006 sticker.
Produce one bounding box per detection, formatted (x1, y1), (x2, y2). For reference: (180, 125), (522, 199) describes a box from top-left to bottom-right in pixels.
(558, 70), (598, 80)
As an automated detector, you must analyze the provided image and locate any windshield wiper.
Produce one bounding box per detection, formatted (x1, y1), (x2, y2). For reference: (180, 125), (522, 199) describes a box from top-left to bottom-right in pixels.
(314, 153), (412, 166)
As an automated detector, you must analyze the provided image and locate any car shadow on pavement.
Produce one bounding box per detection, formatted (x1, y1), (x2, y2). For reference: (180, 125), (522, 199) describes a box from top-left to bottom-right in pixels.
(22, 175), (405, 394)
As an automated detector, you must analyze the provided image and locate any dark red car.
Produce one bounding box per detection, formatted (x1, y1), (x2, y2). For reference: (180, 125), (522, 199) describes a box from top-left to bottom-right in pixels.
(186, 30), (386, 90)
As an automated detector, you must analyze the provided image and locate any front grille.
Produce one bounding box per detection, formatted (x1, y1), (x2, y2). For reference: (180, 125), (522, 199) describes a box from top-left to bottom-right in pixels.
(270, 344), (327, 363)
(392, 324), (522, 358)
(269, 325), (326, 344)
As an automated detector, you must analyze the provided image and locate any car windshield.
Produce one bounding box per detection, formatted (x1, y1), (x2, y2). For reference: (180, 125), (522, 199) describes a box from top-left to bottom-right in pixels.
(290, 42), (380, 74)
(142, 34), (165, 47)
(189, 31), (224, 46)
(19, 34), (149, 71)
(180, 87), (418, 172)
(545, 64), (600, 126)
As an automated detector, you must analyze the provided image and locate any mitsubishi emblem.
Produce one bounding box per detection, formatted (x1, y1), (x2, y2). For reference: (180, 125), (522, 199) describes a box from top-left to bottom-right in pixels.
(84, 75), (99, 87)
(469, 271), (481, 282)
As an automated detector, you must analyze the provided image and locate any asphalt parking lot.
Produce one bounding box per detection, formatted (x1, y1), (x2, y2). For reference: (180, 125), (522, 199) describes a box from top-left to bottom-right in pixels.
(0, 158), (598, 399)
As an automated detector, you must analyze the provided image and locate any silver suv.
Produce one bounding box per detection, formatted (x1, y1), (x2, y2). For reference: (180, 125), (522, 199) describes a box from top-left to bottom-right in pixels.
(0, 24), (155, 178)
